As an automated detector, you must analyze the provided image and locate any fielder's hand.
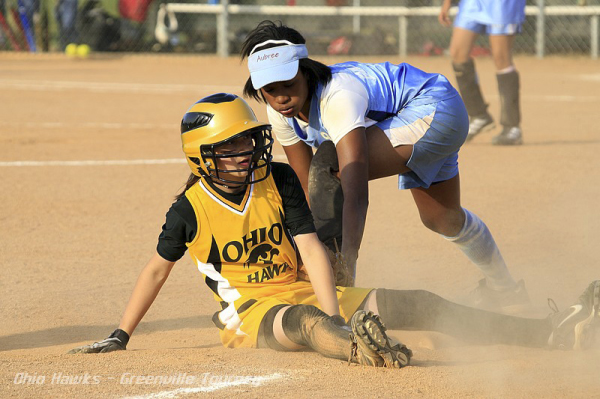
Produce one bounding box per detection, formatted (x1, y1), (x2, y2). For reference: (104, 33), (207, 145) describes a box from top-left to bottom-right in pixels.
(328, 247), (355, 287)
(327, 239), (355, 287)
(296, 243), (354, 286)
(68, 329), (129, 354)
(297, 263), (310, 281)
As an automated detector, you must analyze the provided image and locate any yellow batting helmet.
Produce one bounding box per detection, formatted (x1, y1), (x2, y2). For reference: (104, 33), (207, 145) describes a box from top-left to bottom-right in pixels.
(181, 93), (273, 186)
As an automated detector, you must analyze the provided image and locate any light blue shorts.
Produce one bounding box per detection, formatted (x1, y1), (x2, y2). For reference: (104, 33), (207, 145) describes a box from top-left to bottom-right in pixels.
(454, 0), (525, 35)
(376, 95), (469, 190)
(455, 18), (522, 36)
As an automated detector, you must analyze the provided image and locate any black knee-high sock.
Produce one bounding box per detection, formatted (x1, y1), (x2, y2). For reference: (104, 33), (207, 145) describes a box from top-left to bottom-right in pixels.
(258, 305), (352, 360)
(376, 289), (551, 347)
(453, 59), (489, 117)
(497, 70), (521, 128)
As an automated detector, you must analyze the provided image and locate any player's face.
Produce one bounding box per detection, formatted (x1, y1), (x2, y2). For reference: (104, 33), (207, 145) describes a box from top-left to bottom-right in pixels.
(260, 70), (310, 122)
(213, 135), (254, 188)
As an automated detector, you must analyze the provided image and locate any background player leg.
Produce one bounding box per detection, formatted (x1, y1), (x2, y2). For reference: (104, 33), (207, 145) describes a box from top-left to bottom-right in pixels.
(489, 34), (523, 145)
(410, 175), (528, 310)
(449, 27), (494, 140)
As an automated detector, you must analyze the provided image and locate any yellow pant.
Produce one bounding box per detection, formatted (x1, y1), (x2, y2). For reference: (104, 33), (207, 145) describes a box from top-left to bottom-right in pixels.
(218, 281), (372, 348)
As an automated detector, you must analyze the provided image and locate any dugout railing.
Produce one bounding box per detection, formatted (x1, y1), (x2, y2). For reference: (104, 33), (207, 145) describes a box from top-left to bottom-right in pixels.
(164, 1), (600, 59)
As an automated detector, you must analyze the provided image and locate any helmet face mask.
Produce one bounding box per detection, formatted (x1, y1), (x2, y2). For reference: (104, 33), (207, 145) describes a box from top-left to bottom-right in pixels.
(200, 126), (274, 187)
(181, 93), (274, 188)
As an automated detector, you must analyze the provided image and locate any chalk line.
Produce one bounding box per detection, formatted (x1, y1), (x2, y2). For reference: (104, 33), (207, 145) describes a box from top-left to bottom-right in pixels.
(0, 121), (174, 130)
(122, 373), (284, 399)
(0, 79), (241, 94)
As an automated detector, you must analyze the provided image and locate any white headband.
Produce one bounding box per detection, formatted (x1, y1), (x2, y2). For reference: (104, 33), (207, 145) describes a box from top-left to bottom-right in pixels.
(250, 39), (294, 55)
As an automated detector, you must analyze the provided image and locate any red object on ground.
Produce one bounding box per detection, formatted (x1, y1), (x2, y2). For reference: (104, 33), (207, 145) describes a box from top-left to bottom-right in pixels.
(421, 41), (444, 57)
(119, 0), (153, 22)
(470, 45), (491, 57)
(328, 36), (352, 55)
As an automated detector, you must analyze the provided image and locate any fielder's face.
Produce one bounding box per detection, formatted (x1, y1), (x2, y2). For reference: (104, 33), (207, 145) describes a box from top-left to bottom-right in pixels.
(260, 71), (310, 121)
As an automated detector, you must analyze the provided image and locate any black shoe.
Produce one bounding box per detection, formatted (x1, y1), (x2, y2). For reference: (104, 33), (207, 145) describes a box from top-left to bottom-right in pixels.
(467, 279), (531, 312)
(492, 126), (523, 145)
(466, 113), (495, 141)
(548, 280), (600, 350)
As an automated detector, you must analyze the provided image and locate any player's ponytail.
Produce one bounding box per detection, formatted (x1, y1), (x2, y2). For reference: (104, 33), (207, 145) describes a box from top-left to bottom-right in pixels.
(175, 173), (200, 201)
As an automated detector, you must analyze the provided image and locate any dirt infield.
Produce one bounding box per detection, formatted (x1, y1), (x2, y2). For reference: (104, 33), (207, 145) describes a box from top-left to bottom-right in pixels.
(1, 53), (599, 398)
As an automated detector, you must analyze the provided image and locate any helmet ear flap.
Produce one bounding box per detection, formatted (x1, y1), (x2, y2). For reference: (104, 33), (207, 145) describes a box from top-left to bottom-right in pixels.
(186, 157), (203, 177)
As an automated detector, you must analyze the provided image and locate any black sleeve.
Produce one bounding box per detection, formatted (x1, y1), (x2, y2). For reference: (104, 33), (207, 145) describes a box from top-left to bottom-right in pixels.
(156, 196), (198, 262)
(271, 162), (316, 236)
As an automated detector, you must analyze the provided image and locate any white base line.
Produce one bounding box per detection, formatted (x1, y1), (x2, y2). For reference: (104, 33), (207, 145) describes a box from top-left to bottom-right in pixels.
(0, 121), (175, 130)
(0, 79), (240, 94)
(0, 79), (598, 101)
(0, 155), (287, 167)
(122, 373), (284, 399)
(0, 159), (186, 167)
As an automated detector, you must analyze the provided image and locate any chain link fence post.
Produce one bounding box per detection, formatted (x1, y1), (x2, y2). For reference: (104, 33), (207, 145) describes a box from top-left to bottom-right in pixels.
(217, 0), (228, 57)
(536, 0), (545, 58)
(399, 13), (407, 58)
(592, 14), (598, 58)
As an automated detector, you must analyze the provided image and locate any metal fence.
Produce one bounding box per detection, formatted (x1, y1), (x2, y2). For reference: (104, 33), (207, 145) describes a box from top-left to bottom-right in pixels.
(0, 0), (598, 58)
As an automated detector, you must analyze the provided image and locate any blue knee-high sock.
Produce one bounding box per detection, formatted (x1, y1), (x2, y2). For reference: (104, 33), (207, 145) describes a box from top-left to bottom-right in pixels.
(444, 208), (517, 290)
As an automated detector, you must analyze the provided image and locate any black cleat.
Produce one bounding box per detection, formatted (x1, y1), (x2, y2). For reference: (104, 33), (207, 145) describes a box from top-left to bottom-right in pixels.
(548, 280), (600, 350)
(349, 310), (412, 368)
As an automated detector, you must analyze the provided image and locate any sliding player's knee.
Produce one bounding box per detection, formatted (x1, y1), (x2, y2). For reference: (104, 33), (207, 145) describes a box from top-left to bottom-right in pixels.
(282, 305), (330, 345)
